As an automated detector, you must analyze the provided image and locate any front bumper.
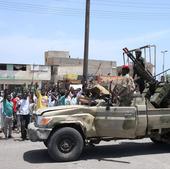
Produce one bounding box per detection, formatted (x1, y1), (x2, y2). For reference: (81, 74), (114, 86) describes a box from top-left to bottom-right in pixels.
(28, 122), (52, 142)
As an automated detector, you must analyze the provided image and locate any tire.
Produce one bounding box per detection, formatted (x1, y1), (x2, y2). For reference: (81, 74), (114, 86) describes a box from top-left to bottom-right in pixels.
(48, 127), (84, 162)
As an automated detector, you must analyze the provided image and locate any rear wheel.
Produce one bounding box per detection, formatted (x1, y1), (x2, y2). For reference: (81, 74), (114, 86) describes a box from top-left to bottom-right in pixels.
(48, 127), (84, 162)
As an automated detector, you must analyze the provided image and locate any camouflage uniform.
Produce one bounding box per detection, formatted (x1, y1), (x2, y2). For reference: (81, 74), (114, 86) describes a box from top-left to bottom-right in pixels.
(112, 75), (135, 106)
(133, 49), (145, 94)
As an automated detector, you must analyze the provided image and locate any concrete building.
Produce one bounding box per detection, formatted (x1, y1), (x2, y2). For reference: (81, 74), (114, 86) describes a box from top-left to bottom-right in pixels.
(0, 63), (51, 90)
(45, 51), (117, 83)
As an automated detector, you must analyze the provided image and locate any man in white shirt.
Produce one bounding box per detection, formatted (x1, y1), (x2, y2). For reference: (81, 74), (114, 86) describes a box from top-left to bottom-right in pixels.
(18, 92), (30, 140)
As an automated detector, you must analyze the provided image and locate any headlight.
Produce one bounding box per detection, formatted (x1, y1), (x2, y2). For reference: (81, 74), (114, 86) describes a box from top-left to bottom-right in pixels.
(35, 116), (52, 127)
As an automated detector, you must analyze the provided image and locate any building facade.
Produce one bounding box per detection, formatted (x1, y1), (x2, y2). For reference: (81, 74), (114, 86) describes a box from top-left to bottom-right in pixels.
(0, 63), (51, 90)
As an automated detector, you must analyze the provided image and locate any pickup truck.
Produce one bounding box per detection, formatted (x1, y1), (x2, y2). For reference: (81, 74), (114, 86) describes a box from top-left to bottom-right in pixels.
(28, 95), (170, 162)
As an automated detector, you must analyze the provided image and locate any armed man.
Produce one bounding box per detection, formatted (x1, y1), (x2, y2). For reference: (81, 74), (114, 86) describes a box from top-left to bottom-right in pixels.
(111, 65), (135, 106)
(133, 49), (145, 94)
(119, 65), (135, 106)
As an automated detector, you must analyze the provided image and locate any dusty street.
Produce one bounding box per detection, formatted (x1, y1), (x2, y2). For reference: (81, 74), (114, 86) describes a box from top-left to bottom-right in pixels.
(1, 132), (170, 169)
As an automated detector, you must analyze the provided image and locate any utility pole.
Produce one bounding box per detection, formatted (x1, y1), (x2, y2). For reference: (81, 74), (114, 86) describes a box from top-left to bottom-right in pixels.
(161, 50), (168, 76)
(83, 0), (90, 84)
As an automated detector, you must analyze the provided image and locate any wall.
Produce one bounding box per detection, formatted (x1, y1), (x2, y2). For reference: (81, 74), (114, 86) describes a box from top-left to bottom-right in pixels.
(45, 51), (70, 64)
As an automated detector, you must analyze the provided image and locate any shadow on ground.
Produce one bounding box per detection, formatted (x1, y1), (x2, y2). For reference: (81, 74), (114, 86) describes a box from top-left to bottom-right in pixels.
(81, 142), (170, 161)
(24, 141), (170, 164)
(24, 149), (54, 163)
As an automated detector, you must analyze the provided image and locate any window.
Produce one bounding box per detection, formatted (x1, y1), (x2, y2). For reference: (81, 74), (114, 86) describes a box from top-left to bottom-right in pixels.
(13, 65), (26, 71)
(0, 64), (7, 70)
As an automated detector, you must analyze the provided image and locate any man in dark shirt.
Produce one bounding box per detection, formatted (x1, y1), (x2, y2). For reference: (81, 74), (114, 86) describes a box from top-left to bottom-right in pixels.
(133, 49), (145, 94)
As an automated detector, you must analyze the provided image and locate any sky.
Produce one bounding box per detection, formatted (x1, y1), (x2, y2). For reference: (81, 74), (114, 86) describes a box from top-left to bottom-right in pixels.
(0, 0), (170, 74)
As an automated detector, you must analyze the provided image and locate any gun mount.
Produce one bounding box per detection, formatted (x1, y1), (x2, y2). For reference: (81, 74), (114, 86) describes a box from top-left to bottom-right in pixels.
(123, 47), (170, 108)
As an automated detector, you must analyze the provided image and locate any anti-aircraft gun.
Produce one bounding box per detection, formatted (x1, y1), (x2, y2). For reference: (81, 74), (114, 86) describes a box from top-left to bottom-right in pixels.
(123, 47), (170, 108)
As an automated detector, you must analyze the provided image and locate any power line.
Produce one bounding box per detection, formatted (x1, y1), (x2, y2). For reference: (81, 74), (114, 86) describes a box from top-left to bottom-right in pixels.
(0, 0), (170, 20)
(52, 0), (170, 8)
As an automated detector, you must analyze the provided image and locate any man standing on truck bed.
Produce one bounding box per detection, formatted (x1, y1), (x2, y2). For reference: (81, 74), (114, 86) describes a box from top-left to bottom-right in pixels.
(118, 65), (135, 106)
(133, 49), (145, 94)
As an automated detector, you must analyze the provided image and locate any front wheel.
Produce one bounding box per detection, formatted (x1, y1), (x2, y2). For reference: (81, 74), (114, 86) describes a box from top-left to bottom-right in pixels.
(48, 127), (84, 162)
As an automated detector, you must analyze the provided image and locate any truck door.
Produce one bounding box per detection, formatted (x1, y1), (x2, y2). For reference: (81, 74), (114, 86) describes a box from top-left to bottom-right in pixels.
(95, 106), (137, 138)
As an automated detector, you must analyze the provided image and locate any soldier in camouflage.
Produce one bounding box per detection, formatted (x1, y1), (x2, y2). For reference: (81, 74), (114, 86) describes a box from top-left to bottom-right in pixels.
(112, 65), (135, 106)
(133, 49), (145, 94)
